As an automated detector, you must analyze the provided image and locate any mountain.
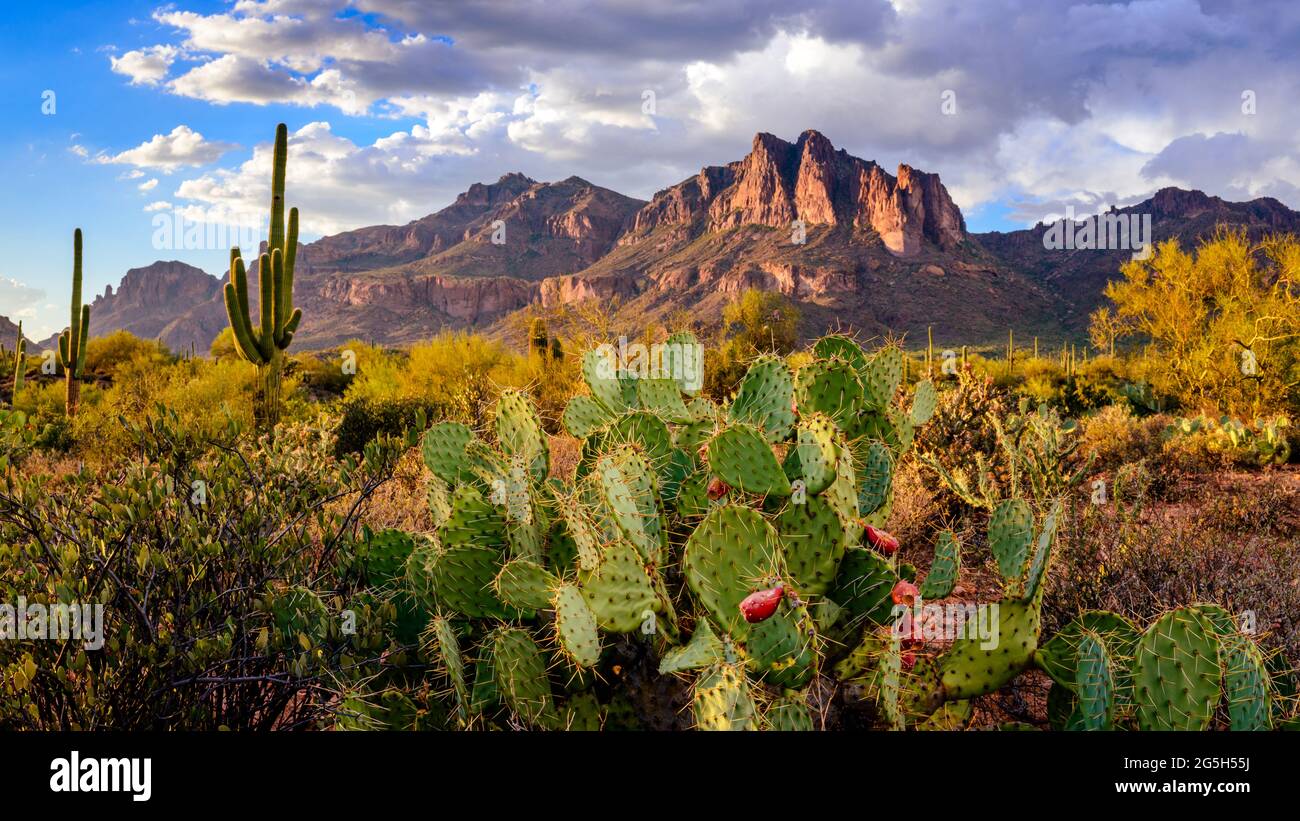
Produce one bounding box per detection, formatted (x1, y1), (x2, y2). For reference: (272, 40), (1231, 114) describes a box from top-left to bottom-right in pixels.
(0, 316), (39, 353)
(78, 130), (1300, 353)
(86, 260), (223, 352)
(533, 130), (1060, 343)
(974, 187), (1300, 330)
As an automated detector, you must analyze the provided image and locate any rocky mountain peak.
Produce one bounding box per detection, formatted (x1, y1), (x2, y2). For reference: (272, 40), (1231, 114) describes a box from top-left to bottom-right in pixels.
(630, 130), (965, 256)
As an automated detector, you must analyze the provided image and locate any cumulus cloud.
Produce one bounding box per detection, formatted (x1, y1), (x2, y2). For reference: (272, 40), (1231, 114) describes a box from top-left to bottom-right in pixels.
(105, 0), (1300, 233)
(0, 277), (47, 323)
(138, 178), (159, 191)
(109, 44), (181, 86)
(102, 125), (237, 171)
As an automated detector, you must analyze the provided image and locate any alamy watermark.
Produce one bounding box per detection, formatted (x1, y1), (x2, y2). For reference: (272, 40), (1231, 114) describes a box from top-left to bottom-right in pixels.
(891, 597), (1000, 649)
(0, 597), (105, 650)
(151, 208), (266, 252)
(1042, 205), (1152, 260)
(591, 336), (705, 392)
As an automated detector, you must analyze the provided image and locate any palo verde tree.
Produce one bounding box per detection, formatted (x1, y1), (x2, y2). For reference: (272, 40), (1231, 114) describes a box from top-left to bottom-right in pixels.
(1094, 229), (1300, 417)
(223, 123), (302, 428)
(58, 229), (90, 417)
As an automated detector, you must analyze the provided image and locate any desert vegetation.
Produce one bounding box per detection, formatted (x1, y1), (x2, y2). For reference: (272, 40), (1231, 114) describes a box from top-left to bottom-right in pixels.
(1, 126), (1296, 732)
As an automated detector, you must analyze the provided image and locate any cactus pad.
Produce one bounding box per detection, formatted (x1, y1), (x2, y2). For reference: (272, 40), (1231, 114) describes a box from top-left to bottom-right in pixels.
(707, 423), (792, 497)
(939, 597), (1040, 699)
(1132, 608), (1222, 731)
(775, 494), (848, 595)
(728, 354), (796, 442)
(491, 627), (556, 726)
(578, 538), (659, 633)
(1074, 629), (1114, 730)
(692, 663), (756, 730)
(659, 620), (725, 674)
(684, 505), (783, 639)
(553, 583), (602, 668)
(988, 498), (1034, 585)
(919, 530), (961, 600)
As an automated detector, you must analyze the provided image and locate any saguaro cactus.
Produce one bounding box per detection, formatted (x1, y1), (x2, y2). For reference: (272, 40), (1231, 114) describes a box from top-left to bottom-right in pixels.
(223, 123), (301, 428)
(12, 320), (26, 398)
(58, 229), (90, 417)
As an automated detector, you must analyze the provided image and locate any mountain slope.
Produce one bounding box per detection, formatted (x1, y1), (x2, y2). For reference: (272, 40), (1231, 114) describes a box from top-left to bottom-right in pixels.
(973, 187), (1300, 330)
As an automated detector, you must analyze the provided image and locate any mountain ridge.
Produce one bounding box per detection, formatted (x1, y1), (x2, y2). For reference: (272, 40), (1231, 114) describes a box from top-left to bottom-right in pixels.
(72, 131), (1300, 353)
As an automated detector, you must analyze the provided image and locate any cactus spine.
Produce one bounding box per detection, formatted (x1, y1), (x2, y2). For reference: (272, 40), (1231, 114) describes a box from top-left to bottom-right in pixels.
(223, 123), (301, 428)
(11, 320), (26, 398)
(58, 229), (90, 417)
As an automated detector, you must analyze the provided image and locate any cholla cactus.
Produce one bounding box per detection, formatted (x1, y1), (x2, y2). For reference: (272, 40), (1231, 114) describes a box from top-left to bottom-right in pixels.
(223, 123), (301, 428)
(58, 229), (90, 417)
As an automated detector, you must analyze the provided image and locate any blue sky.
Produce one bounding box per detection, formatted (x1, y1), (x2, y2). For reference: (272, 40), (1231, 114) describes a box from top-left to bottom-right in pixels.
(3, 0), (1297, 338)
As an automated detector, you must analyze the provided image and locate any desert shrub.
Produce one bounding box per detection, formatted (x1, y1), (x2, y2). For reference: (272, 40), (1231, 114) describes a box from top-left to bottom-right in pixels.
(0, 409), (411, 730)
(1094, 229), (1300, 417)
(83, 330), (171, 376)
(334, 397), (438, 456)
(292, 351), (352, 398)
(1047, 479), (1300, 668)
(704, 289), (800, 400)
(1075, 404), (1169, 473)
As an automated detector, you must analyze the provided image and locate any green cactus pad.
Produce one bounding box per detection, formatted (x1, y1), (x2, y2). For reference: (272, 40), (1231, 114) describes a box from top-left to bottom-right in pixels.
(909, 379), (938, 426)
(775, 494), (848, 596)
(878, 633), (905, 730)
(707, 423), (792, 497)
(606, 410), (674, 471)
(683, 505), (783, 639)
(812, 334), (870, 372)
(491, 627), (556, 726)
(362, 528), (416, 587)
(582, 348), (633, 413)
(728, 354), (796, 442)
(426, 475), (453, 529)
(783, 412), (840, 496)
(423, 615), (468, 723)
(560, 692), (604, 731)
(495, 389), (549, 483)
(854, 440), (894, 520)
(824, 446), (862, 545)
(493, 558), (557, 612)
(1074, 630), (1114, 730)
(427, 486), (516, 618)
(1223, 633), (1273, 731)
(940, 598), (1040, 699)
(659, 619), (726, 675)
(917, 698), (973, 731)
(919, 530), (961, 600)
(636, 377), (692, 422)
(578, 539), (659, 633)
(553, 583), (602, 668)
(692, 664), (756, 731)
(1191, 604), (1272, 731)
(562, 394), (615, 439)
(795, 358), (864, 429)
(1132, 608), (1223, 731)
(1022, 500), (1061, 604)
(763, 694), (816, 731)
(829, 547), (899, 624)
(663, 330), (704, 396)
(1035, 610), (1139, 694)
(596, 446), (664, 564)
(672, 469), (713, 519)
(421, 422), (476, 484)
(745, 601), (817, 689)
(861, 346), (904, 410)
(988, 498), (1034, 585)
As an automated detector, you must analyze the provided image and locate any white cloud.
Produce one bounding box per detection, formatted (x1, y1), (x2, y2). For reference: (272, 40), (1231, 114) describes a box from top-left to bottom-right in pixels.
(109, 44), (180, 86)
(139, 178), (159, 191)
(144, 201), (173, 212)
(0, 277), (47, 325)
(102, 125), (237, 171)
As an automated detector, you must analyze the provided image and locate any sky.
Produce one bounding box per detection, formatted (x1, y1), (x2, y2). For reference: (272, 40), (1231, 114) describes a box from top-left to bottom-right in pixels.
(3, 0), (1299, 339)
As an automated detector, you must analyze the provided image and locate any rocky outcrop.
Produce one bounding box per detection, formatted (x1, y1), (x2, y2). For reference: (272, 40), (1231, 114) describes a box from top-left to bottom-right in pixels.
(628, 130), (966, 256)
(86, 260), (221, 349)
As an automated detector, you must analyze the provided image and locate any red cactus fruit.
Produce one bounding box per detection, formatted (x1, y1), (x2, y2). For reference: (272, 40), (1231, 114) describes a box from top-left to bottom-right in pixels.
(901, 652), (917, 671)
(706, 477), (730, 500)
(891, 580), (919, 607)
(739, 585), (785, 623)
(865, 525), (899, 555)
